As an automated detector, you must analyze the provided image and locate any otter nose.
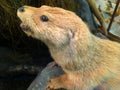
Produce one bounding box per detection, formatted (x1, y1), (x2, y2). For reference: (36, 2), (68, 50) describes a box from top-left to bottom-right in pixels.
(18, 7), (25, 12)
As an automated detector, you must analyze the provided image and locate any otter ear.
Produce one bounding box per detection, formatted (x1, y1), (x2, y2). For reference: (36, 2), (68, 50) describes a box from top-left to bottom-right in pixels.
(68, 29), (74, 40)
(68, 29), (75, 57)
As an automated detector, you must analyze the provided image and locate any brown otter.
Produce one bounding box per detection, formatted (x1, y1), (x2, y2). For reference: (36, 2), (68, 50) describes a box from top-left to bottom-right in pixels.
(17, 5), (120, 90)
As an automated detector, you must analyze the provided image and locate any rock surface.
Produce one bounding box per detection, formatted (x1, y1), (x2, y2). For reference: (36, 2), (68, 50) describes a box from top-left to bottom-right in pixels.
(28, 62), (64, 90)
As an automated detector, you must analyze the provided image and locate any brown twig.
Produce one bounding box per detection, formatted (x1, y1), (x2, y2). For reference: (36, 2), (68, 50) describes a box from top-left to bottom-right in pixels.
(107, 0), (120, 32)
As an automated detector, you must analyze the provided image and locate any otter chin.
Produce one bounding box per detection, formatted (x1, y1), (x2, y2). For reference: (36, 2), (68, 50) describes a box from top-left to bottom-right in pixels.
(20, 23), (34, 37)
(20, 23), (32, 32)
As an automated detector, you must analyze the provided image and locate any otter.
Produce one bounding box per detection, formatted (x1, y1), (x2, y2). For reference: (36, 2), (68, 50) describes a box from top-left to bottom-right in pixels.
(17, 5), (120, 90)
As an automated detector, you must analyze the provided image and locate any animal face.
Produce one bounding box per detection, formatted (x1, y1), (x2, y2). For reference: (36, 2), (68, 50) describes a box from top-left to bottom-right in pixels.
(17, 5), (84, 47)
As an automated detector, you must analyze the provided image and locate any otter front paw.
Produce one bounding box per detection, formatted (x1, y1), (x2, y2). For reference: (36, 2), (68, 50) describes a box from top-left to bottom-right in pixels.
(46, 78), (62, 90)
(46, 74), (71, 90)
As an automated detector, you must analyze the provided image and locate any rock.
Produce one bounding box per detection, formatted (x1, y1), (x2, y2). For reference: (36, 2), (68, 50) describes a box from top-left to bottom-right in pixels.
(28, 62), (65, 90)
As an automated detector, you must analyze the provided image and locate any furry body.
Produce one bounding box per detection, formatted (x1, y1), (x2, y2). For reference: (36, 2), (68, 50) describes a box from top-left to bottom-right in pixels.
(17, 5), (120, 90)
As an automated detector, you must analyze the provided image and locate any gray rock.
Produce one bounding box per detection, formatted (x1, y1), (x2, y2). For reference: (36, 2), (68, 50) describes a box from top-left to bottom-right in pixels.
(28, 62), (64, 90)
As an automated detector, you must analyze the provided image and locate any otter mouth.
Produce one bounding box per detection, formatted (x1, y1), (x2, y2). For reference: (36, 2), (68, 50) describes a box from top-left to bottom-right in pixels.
(20, 23), (32, 32)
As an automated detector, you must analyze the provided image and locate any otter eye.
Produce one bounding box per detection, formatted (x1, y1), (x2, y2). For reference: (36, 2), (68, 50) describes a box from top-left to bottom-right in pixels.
(40, 15), (49, 22)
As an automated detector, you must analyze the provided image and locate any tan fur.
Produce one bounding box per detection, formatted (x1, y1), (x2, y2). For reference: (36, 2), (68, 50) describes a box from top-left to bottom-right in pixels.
(17, 5), (120, 90)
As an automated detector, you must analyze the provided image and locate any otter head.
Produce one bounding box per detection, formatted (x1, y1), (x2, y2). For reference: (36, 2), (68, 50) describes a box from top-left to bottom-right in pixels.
(17, 5), (87, 48)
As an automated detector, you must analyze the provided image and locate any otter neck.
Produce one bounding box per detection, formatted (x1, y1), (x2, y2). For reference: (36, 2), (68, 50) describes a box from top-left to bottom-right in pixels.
(47, 31), (101, 73)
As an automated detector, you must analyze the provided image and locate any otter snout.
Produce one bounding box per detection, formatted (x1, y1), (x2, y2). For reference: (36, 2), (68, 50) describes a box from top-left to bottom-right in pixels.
(18, 7), (25, 13)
